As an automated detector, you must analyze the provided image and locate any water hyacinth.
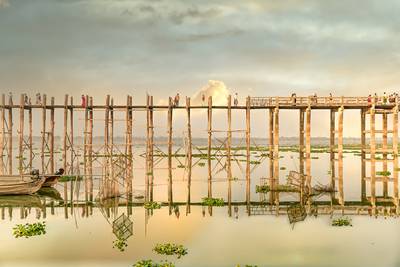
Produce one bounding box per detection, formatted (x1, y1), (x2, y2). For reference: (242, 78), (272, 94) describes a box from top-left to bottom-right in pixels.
(144, 201), (162, 210)
(13, 222), (46, 238)
(153, 243), (188, 259)
(113, 238), (128, 252)
(331, 217), (353, 227)
(133, 259), (175, 267)
(201, 197), (224, 206)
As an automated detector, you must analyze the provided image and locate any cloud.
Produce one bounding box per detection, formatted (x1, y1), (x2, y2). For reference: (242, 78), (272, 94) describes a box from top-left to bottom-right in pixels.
(0, 0), (9, 8)
(191, 80), (230, 105)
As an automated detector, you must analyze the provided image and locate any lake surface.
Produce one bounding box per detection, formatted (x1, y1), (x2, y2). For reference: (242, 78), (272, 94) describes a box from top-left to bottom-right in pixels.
(1, 148), (400, 267)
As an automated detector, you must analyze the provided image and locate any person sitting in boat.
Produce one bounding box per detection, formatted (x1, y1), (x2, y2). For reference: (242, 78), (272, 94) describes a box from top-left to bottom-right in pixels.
(55, 168), (64, 176)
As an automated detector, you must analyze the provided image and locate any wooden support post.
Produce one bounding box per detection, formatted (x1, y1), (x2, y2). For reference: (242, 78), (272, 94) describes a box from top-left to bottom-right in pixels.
(110, 98), (116, 197)
(305, 103), (311, 190)
(167, 97), (173, 206)
(63, 95), (68, 202)
(269, 108), (274, 203)
(8, 95), (12, 175)
(28, 103), (33, 172)
(84, 95), (89, 201)
(273, 104), (279, 204)
(207, 96), (213, 198)
(227, 95), (232, 211)
(69, 97), (74, 175)
(41, 94), (46, 175)
(330, 109), (336, 191)
(19, 94), (24, 175)
(50, 97), (55, 174)
(88, 97), (94, 201)
(370, 104), (376, 207)
(104, 95), (110, 199)
(338, 106), (344, 205)
(145, 95), (150, 202)
(361, 109), (366, 201)
(245, 96), (251, 206)
(393, 102), (399, 204)
(149, 96), (154, 201)
(299, 109), (305, 201)
(0, 94), (4, 175)
(382, 113), (388, 197)
(125, 96), (133, 199)
(186, 97), (192, 209)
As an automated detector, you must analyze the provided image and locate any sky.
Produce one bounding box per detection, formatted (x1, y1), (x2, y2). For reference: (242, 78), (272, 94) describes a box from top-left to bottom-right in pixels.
(0, 0), (400, 137)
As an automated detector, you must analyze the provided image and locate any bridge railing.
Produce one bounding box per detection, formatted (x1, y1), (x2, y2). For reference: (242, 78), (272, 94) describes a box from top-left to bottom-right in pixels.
(250, 96), (369, 107)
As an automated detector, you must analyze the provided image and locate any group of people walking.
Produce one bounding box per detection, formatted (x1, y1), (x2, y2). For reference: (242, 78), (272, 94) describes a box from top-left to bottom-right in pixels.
(367, 92), (399, 106)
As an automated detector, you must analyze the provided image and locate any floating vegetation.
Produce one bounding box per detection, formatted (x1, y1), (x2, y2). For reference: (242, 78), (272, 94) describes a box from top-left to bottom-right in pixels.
(236, 264), (259, 267)
(59, 175), (83, 182)
(331, 217), (352, 227)
(311, 156), (319, 159)
(376, 171), (391, 176)
(256, 184), (298, 193)
(280, 166), (286, 170)
(201, 197), (224, 206)
(153, 243), (188, 259)
(230, 177), (239, 181)
(13, 222), (46, 238)
(198, 162), (205, 167)
(113, 238), (128, 252)
(133, 260), (175, 267)
(177, 164), (185, 168)
(144, 201), (161, 210)
(249, 160), (261, 165)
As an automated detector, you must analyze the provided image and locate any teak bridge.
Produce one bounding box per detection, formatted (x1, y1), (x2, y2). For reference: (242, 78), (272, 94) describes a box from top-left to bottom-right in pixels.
(0, 94), (398, 209)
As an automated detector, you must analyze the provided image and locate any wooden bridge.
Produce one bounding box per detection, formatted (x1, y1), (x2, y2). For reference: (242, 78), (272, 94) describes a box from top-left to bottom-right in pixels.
(0, 93), (398, 210)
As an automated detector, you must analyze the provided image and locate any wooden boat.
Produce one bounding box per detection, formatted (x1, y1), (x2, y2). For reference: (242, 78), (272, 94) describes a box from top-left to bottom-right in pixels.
(42, 168), (64, 187)
(0, 170), (46, 195)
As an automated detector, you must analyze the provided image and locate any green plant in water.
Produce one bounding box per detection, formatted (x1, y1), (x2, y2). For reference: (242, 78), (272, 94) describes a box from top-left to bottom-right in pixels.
(376, 171), (391, 176)
(133, 260), (175, 267)
(13, 221), (46, 238)
(153, 243), (188, 259)
(144, 201), (161, 210)
(201, 197), (224, 206)
(280, 166), (286, 170)
(249, 160), (261, 165)
(113, 238), (128, 252)
(59, 175), (83, 182)
(256, 184), (298, 193)
(332, 217), (352, 227)
(198, 162), (205, 167)
(177, 164), (185, 168)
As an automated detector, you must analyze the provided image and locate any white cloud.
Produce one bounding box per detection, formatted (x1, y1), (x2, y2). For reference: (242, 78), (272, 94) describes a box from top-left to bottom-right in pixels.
(191, 80), (230, 105)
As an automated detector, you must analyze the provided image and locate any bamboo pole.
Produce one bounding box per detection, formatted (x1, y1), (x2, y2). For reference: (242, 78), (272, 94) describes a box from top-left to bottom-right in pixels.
(227, 95), (232, 212)
(167, 97), (173, 206)
(382, 113), (388, 197)
(393, 101), (399, 204)
(19, 94), (24, 175)
(110, 98), (116, 197)
(186, 97), (192, 210)
(207, 96), (213, 198)
(0, 94), (4, 175)
(338, 106), (344, 205)
(50, 97), (55, 174)
(246, 96), (251, 206)
(361, 109), (366, 201)
(41, 94), (46, 175)
(69, 97), (74, 208)
(125, 95), (133, 199)
(8, 95), (12, 175)
(370, 103), (376, 207)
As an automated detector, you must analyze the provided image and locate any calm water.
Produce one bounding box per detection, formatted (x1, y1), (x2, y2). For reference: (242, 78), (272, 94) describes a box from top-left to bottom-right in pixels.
(1, 149), (400, 267)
